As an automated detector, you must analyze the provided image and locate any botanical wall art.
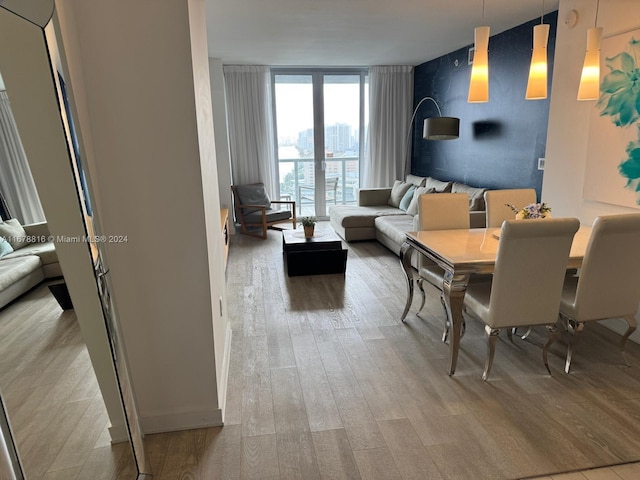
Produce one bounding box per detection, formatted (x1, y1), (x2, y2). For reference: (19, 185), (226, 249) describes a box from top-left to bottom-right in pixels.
(583, 28), (640, 208)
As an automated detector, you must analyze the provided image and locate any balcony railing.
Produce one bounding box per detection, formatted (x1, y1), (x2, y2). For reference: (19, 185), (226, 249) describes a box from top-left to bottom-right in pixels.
(278, 156), (359, 217)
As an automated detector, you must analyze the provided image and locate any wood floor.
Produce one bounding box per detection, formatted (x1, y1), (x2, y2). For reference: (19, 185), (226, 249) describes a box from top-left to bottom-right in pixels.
(145, 225), (640, 480)
(3, 225), (640, 479)
(0, 282), (136, 480)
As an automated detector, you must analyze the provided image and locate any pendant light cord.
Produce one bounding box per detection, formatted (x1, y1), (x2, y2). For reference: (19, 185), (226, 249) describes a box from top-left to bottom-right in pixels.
(540, 0), (545, 24)
(594, 0), (600, 27)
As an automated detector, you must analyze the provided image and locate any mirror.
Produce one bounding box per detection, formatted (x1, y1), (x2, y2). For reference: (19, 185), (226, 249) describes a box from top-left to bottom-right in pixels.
(0, 2), (150, 478)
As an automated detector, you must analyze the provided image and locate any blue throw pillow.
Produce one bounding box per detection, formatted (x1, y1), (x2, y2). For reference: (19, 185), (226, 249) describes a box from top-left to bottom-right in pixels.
(0, 237), (14, 258)
(399, 185), (416, 211)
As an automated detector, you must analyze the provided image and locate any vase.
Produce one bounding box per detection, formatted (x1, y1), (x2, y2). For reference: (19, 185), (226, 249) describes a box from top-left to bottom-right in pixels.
(304, 225), (315, 238)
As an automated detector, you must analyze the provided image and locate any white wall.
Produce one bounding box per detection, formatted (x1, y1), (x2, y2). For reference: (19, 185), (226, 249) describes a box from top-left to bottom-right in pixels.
(56, 0), (229, 433)
(209, 58), (234, 227)
(544, 0), (640, 341)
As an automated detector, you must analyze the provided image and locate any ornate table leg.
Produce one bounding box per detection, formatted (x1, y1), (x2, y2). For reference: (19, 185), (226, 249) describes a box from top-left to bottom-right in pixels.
(442, 271), (470, 376)
(399, 241), (415, 322)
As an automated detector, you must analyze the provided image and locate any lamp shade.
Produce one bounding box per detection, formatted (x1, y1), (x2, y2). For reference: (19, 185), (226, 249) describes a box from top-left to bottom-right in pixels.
(526, 23), (550, 100)
(577, 27), (603, 101)
(468, 26), (490, 103)
(423, 117), (460, 140)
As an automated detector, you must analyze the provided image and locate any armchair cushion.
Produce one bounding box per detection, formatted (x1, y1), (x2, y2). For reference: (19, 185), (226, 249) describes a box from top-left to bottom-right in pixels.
(243, 210), (292, 224)
(234, 183), (271, 210)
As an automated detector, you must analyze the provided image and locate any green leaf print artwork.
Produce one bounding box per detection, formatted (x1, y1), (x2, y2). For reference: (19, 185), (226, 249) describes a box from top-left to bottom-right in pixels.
(598, 37), (640, 203)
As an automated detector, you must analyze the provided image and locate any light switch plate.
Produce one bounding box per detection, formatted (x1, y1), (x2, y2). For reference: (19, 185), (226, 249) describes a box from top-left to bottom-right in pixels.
(538, 158), (545, 170)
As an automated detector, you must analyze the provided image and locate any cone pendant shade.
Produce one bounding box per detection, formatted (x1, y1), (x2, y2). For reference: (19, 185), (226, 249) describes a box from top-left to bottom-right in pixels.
(526, 23), (550, 100)
(468, 26), (490, 103)
(577, 27), (603, 100)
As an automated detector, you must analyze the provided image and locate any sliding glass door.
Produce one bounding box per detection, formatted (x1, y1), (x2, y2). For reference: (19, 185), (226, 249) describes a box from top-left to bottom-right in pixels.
(273, 70), (368, 218)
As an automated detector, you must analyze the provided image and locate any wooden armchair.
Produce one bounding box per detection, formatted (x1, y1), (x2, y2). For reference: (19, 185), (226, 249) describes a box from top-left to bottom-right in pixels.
(231, 183), (296, 239)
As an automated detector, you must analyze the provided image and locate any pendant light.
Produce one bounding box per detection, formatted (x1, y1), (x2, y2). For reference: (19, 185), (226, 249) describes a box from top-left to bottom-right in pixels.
(468, 0), (490, 103)
(577, 1), (602, 101)
(526, 1), (549, 100)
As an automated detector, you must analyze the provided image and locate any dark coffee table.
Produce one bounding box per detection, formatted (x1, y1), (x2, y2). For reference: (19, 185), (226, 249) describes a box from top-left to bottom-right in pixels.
(282, 229), (347, 277)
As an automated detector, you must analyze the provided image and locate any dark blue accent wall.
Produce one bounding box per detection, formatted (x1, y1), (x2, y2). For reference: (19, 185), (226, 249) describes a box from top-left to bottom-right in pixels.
(411, 11), (558, 199)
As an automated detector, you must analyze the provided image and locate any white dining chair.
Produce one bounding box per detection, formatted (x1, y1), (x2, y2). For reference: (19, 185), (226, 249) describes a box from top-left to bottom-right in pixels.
(560, 213), (640, 373)
(416, 193), (470, 340)
(484, 188), (537, 228)
(463, 218), (580, 380)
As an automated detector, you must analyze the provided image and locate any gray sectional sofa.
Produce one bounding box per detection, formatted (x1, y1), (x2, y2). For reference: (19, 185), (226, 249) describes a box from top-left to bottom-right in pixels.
(329, 174), (489, 256)
(0, 221), (61, 309)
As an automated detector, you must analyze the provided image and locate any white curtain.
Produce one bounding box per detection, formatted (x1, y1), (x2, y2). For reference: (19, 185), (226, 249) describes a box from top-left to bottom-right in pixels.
(0, 91), (45, 224)
(223, 66), (277, 197)
(364, 66), (413, 188)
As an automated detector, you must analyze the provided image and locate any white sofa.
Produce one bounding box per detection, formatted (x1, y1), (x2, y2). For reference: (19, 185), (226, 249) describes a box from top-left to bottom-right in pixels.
(0, 221), (61, 309)
(329, 175), (489, 256)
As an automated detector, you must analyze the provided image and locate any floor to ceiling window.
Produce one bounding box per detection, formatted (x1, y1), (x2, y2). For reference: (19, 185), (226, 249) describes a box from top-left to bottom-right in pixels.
(272, 69), (368, 218)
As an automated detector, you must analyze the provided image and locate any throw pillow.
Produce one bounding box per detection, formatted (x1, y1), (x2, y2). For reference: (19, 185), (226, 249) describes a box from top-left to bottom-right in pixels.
(406, 187), (436, 216)
(388, 180), (412, 208)
(398, 185), (416, 211)
(0, 237), (13, 258)
(451, 182), (488, 211)
(405, 174), (427, 187)
(424, 176), (453, 193)
(0, 218), (29, 250)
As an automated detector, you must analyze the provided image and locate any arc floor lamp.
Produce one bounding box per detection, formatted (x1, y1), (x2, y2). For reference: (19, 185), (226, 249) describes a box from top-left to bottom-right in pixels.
(404, 96), (460, 174)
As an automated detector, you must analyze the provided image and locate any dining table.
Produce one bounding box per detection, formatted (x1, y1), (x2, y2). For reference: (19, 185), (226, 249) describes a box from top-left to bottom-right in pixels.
(398, 225), (593, 376)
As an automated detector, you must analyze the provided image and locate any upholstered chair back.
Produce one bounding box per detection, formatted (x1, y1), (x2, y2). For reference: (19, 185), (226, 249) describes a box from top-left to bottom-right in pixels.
(571, 214), (640, 320)
(417, 193), (470, 231)
(484, 189), (537, 228)
(487, 218), (580, 329)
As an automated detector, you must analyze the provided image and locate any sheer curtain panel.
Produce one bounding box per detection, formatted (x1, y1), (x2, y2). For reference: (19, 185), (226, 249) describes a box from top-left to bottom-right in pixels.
(364, 66), (413, 188)
(0, 91), (45, 223)
(223, 66), (277, 196)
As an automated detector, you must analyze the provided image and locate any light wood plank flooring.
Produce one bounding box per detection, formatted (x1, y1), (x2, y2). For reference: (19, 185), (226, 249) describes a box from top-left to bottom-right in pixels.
(3, 225), (640, 480)
(0, 281), (136, 480)
(145, 225), (640, 480)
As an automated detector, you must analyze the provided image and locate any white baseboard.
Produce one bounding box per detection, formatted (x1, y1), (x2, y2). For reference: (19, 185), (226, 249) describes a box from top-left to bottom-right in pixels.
(140, 408), (223, 434)
(217, 323), (233, 422)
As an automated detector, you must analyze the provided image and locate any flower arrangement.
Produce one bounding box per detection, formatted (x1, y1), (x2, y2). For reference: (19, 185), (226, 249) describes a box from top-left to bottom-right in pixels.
(506, 202), (552, 220)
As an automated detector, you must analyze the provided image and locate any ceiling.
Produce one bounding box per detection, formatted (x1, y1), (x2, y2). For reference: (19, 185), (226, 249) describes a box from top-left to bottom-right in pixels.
(205, 0), (560, 67)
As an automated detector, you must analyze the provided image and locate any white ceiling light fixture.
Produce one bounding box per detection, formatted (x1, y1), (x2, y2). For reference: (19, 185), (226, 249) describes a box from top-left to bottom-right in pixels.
(577, 0), (603, 101)
(526, 0), (550, 100)
(468, 0), (490, 103)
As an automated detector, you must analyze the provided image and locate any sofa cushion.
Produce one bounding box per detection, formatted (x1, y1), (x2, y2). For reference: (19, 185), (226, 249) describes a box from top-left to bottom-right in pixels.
(406, 174), (427, 187)
(388, 181), (412, 208)
(3, 242), (57, 265)
(406, 187), (436, 216)
(399, 185), (416, 211)
(0, 218), (30, 250)
(330, 205), (407, 228)
(375, 215), (416, 251)
(425, 177), (453, 193)
(0, 256), (41, 291)
(451, 182), (488, 211)
(0, 238), (13, 258)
